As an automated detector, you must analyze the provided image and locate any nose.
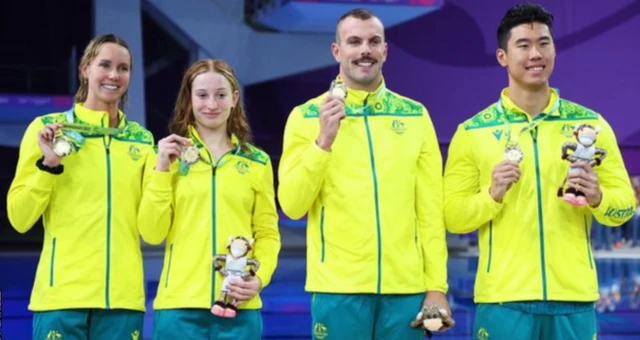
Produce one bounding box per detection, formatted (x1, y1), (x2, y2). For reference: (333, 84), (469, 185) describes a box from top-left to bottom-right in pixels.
(108, 68), (119, 80)
(207, 97), (217, 109)
(360, 43), (372, 55)
(529, 46), (542, 60)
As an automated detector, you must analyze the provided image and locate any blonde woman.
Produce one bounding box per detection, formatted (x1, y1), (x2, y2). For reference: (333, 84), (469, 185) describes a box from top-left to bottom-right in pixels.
(7, 34), (153, 339)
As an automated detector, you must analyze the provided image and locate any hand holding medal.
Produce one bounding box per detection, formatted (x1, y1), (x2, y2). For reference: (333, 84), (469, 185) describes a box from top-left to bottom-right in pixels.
(329, 80), (347, 99)
(316, 80), (347, 151)
(37, 122), (65, 166)
(156, 134), (196, 172)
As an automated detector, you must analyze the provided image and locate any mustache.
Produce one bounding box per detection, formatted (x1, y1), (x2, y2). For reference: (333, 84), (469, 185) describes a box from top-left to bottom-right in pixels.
(354, 57), (377, 63)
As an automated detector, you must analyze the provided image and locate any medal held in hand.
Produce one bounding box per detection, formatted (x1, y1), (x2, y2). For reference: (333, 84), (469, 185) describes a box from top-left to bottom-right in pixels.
(329, 80), (347, 99)
(52, 134), (73, 157)
(181, 144), (200, 166)
(504, 142), (523, 163)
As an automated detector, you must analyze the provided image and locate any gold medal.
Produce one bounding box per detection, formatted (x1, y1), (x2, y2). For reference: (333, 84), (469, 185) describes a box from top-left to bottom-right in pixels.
(52, 136), (73, 157)
(181, 145), (200, 166)
(504, 143), (523, 163)
(329, 80), (347, 99)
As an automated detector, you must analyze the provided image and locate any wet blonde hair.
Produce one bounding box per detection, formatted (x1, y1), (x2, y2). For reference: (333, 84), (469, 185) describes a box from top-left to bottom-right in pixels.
(74, 34), (133, 110)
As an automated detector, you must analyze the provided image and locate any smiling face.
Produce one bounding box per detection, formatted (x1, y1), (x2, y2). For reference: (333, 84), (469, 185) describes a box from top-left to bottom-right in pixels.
(190, 71), (239, 134)
(332, 16), (388, 92)
(497, 22), (556, 91)
(81, 42), (131, 108)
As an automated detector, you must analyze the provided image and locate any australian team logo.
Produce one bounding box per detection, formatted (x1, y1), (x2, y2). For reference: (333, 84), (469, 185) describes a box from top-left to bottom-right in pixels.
(391, 119), (407, 135)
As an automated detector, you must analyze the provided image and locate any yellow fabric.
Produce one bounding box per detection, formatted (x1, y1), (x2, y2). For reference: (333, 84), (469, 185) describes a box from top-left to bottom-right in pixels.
(7, 103), (154, 311)
(278, 78), (448, 294)
(444, 89), (635, 303)
(138, 126), (280, 310)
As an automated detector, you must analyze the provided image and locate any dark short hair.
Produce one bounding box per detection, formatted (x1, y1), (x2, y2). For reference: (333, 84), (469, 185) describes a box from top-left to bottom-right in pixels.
(336, 8), (382, 42)
(497, 3), (554, 50)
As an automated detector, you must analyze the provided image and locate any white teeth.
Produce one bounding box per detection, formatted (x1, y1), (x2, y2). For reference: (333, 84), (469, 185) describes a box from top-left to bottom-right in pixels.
(358, 62), (373, 67)
(528, 66), (543, 71)
(102, 85), (118, 90)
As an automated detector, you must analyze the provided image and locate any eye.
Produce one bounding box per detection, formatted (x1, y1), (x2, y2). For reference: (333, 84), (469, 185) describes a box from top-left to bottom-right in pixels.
(216, 93), (227, 99)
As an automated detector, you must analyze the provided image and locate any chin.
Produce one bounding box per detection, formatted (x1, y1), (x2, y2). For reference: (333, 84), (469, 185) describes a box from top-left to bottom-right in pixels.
(354, 76), (378, 86)
(98, 97), (121, 106)
(197, 121), (225, 131)
(521, 79), (548, 90)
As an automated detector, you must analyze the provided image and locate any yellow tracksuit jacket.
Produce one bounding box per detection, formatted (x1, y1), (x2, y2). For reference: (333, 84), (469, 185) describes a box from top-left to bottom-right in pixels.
(444, 89), (635, 303)
(138, 127), (280, 310)
(7, 103), (154, 311)
(278, 79), (448, 294)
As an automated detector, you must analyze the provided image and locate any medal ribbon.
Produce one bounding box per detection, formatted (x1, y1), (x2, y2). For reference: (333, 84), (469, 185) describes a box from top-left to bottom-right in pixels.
(60, 109), (126, 149)
(345, 82), (387, 116)
(178, 130), (241, 175)
(496, 95), (560, 146)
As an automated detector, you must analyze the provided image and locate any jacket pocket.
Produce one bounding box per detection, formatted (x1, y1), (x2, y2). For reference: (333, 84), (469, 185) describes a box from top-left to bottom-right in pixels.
(584, 215), (594, 269)
(414, 219), (423, 263)
(165, 243), (174, 287)
(49, 237), (57, 287)
(487, 221), (493, 273)
(320, 207), (326, 263)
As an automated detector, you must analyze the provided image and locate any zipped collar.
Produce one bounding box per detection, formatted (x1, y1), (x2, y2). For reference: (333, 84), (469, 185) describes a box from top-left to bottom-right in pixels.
(335, 75), (387, 107)
(73, 103), (127, 128)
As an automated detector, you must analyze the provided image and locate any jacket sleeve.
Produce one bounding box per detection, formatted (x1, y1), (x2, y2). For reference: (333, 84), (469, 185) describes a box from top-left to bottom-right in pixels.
(444, 124), (503, 234)
(137, 150), (174, 245)
(252, 159), (281, 288)
(589, 117), (636, 226)
(7, 118), (59, 233)
(277, 106), (331, 219)
(416, 107), (448, 293)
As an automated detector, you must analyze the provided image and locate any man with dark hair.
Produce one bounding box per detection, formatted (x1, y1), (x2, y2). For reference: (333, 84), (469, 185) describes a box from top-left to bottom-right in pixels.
(444, 3), (635, 339)
(279, 8), (451, 339)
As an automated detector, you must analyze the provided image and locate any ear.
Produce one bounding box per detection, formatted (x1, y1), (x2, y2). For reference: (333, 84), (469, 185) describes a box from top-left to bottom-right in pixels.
(232, 90), (239, 108)
(331, 42), (340, 63)
(229, 235), (234, 243)
(574, 123), (582, 132)
(595, 126), (602, 133)
(249, 238), (255, 246)
(496, 48), (508, 67)
(381, 42), (388, 63)
(80, 62), (89, 83)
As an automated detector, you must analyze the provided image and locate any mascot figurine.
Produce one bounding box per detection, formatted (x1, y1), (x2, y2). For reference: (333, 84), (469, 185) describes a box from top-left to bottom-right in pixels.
(558, 123), (607, 206)
(410, 304), (455, 338)
(211, 236), (260, 318)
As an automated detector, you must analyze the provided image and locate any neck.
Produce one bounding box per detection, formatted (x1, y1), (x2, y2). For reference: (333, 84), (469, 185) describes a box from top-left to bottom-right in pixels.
(507, 83), (551, 117)
(340, 71), (382, 93)
(83, 98), (120, 126)
(195, 125), (233, 150)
